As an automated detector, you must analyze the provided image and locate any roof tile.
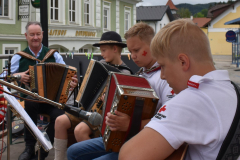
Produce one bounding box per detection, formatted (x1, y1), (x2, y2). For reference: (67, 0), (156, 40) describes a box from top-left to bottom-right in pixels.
(192, 18), (211, 27)
(137, 6), (168, 21)
(166, 0), (178, 10)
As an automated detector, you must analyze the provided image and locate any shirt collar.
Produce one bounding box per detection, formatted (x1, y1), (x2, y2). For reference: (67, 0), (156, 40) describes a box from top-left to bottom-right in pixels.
(141, 62), (160, 78)
(203, 70), (230, 81)
(142, 62), (159, 72)
(28, 44), (43, 58)
(188, 70), (230, 89)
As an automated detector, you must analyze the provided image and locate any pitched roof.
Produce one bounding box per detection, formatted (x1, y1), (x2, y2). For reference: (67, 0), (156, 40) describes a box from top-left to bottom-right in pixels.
(207, 4), (230, 18)
(192, 18), (211, 27)
(207, 1), (240, 25)
(166, 0), (178, 10)
(137, 5), (175, 21)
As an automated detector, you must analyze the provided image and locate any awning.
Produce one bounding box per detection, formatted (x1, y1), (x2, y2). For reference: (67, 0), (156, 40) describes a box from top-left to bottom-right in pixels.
(224, 17), (240, 25)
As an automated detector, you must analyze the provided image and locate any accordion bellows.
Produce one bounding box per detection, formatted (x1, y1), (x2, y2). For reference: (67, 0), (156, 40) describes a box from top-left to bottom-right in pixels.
(29, 63), (77, 104)
(76, 59), (120, 112)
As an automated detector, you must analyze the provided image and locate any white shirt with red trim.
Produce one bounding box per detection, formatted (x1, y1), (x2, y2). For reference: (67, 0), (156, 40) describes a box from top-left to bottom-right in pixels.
(140, 62), (173, 114)
(146, 70), (237, 160)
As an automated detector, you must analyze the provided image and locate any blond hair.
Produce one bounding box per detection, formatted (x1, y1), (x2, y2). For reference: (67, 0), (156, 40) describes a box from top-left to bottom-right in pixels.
(124, 22), (154, 45)
(151, 19), (212, 62)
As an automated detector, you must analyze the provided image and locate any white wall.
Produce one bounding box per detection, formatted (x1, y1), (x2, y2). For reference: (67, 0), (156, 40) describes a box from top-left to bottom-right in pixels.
(156, 13), (170, 33)
(145, 13), (171, 34)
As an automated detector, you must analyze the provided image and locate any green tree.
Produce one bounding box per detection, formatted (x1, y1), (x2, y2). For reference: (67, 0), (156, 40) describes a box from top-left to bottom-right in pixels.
(177, 8), (191, 18)
(201, 9), (208, 17)
(194, 12), (204, 18)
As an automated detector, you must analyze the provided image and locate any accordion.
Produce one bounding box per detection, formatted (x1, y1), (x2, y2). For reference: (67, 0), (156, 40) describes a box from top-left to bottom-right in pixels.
(101, 72), (159, 152)
(76, 59), (120, 114)
(29, 63), (77, 104)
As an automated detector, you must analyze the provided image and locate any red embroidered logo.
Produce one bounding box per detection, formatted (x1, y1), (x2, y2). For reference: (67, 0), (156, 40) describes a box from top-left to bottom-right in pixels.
(155, 105), (167, 119)
(158, 105), (166, 113)
(187, 80), (199, 89)
(171, 89), (174, 95)
(142, 51), (147, 56)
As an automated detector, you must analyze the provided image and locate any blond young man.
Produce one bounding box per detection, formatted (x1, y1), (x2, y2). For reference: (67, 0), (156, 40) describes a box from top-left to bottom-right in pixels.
(67, 22), (173, 160)
(54, 31), (132, 160)
(119, 19), (237, 160)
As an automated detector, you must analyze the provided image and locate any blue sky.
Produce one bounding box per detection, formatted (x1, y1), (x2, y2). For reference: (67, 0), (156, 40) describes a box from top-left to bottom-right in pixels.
(137, 0), (232, 6)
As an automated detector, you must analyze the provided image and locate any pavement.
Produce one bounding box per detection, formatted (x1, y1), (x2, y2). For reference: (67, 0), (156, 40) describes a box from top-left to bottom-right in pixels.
(0, 55), (239, 160)
(213, 55), (240, 86)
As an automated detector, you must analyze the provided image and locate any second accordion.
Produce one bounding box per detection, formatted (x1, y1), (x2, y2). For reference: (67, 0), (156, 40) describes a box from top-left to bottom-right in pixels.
(101, 72), (159, 152)
(29, 63), (77, 104)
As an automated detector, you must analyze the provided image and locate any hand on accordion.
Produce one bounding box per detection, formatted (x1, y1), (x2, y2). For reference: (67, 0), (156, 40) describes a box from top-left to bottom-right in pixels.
(69, 75), (78, 91)
(105, 110), (131, 132)
(14, 69), (30, 85)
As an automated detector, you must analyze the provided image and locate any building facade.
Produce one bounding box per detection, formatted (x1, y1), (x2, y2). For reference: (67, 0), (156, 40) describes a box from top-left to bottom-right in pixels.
(136, 5), (174, 34)
(0, 0), (141, 71)
(205, 1), (240, 55)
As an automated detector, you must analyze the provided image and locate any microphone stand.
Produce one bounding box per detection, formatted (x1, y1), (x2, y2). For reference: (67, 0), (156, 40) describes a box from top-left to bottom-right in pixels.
(0, 80), (85, 160)
(0, 79), (84, 119)
(7, 56), (12, 160)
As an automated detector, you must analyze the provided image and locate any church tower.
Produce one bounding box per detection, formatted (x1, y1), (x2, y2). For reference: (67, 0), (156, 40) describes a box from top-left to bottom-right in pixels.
(166, 0), (178, 14)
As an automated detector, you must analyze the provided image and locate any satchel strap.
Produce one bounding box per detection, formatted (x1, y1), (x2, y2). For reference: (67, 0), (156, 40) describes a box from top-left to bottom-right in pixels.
(216, 81), (240, 160)
(15, 51), (41, 62)
(115, 65), (133, 74)
(41, 49), (58, 63)
(14, 49), (58, 63)
(106, 62), (133, 75)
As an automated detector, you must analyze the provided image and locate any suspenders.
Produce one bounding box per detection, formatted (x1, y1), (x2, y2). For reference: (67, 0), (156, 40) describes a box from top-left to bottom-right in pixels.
(14, 49), (58, 63)
(216, 81), (240, 160)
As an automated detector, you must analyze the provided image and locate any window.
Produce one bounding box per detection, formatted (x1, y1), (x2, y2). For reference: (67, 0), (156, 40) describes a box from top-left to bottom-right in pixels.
(125, 7), (131, 32)
(84, 0), (90, 25)
(103, 8), (108, 29)
(171, 10), (176, 14)
(125, 12), (129, 31)
(160, 24), (162, 29)
(69, 0), (75, 22)
(0, 0), (8, 16)
(0, 0), (15, 24)
(2, 44), (20, 72)
(103, 2), (111, 31)
(51, 0), (58, 21)
(3, 48), (14, 68)
(79, 48), (88, 53)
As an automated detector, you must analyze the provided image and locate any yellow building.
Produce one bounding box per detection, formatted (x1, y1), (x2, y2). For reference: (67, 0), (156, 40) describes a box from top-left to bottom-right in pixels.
(192, 17), (211, 35)
(205, 2), (240, 55)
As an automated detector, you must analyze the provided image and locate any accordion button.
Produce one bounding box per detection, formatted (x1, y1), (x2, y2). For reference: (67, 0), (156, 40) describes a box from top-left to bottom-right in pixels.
(152, 99), (157, 103)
